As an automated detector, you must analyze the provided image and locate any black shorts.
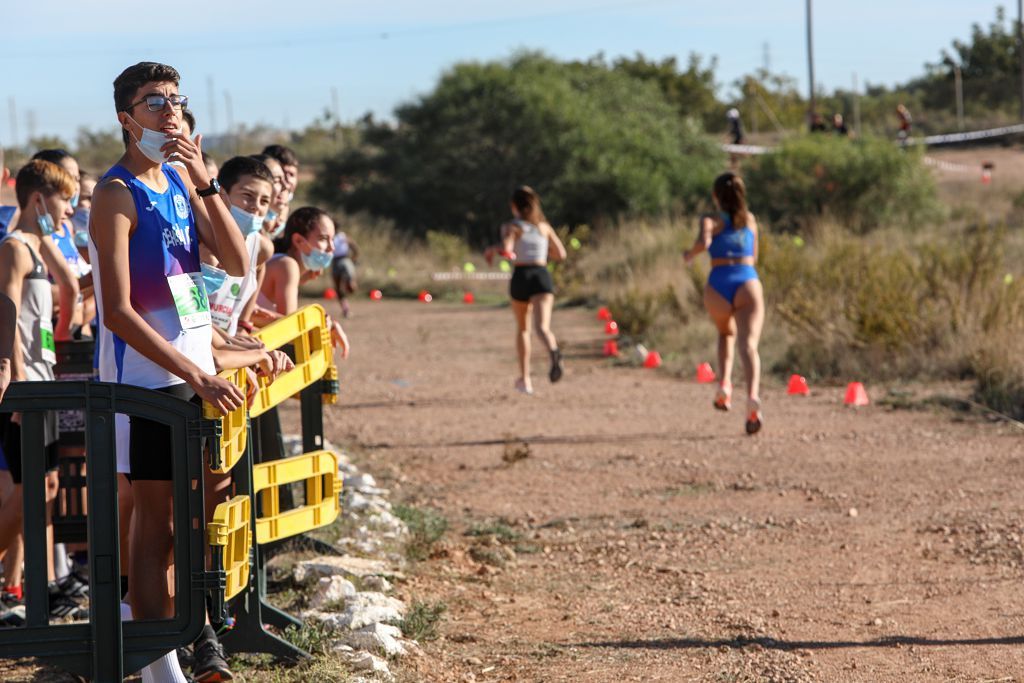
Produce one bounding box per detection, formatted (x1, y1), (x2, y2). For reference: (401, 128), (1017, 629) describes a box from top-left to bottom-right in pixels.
(129, 383), (200, 481)
(0, 411), (59, 485)
(510, 265), (554, 302)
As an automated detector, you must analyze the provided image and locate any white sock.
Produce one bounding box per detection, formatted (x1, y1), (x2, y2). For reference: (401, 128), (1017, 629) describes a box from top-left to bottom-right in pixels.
(53, 544), (69, 580)
(141, 650), (188, 683)
(122, 603), (187, 683)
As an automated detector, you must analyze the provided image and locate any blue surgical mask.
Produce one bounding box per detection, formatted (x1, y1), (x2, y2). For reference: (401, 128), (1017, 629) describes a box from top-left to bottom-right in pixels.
(34, 203), (55, 236)
(301, 246), (333, 271)
(229, 204), (264, 236)
(265, 209), (278, 225)
(269, 221), (286, 239)
(201, 263), (227, 294)
(71, 206), (90, 232)
(69, 192), (79, 210)
(73, 230), (90, 248)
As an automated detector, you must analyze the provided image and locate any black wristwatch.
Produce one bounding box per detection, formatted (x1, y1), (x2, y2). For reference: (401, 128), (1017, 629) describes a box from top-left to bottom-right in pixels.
(197, 178), (221, 198)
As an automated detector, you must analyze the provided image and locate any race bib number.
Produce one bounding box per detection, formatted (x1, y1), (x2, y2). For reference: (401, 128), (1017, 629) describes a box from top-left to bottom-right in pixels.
(39, 319), (56, 365)
(167, 272), (212, 329)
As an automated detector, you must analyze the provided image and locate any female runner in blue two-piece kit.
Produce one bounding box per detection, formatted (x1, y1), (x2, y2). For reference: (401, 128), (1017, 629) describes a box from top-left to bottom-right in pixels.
(684, 172), (764, 434)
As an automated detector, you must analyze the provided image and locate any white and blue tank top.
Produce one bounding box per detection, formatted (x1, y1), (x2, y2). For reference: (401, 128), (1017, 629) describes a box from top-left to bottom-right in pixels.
(90, 163), (215, 389)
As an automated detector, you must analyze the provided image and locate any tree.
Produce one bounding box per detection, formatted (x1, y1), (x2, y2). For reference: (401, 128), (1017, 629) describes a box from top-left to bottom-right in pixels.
(609, 53), (720, 130)
(311, 52), (723, 245)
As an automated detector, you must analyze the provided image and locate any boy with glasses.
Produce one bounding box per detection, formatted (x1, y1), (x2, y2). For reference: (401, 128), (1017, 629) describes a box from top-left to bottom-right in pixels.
(89, 62), (249, 683)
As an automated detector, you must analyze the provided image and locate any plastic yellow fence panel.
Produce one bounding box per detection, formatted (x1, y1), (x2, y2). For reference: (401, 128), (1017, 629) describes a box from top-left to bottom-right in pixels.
(252, 450), (340, 544)
(322, 363), (339, 406)
(249, 305), (333, 417)
(202, 367), (248, 474)
(207, 495), (252, 601)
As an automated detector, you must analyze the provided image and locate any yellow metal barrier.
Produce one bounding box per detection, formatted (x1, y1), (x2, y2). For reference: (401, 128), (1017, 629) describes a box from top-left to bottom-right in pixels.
(323, 363), (339, 406)
(203, 367), (249, 474)
(249, 305), (333, 417)
(252, 450), (340, 544)
(207, 495), (252, 601)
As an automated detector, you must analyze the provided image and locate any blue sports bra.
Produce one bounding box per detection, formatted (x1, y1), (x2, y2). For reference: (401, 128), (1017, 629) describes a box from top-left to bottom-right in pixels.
(707, 213), (754, 259)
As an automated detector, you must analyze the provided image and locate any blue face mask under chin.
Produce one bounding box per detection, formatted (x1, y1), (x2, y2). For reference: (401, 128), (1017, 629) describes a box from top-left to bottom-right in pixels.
(302, 246), (333, 271)
(229, 204), (265, 236)
(73, 230), (90, 248)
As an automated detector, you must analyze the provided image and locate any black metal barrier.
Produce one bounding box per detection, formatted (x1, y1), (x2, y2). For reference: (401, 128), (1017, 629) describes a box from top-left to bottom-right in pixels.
(0, 381), (224, 682)
(53, 340), (95, 544)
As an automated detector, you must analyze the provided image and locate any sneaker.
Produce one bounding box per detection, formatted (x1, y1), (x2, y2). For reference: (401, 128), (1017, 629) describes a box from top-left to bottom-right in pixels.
(548, 349), (564, 383)
(0, 591), (25, 627)
(713, 383), (732, 411)
(48, 589), (86, 620)
(514, 378), (534, 396)
(745, 398), (763, 435)
(57, 572), (89, 599)
(193, 628), (233, 682)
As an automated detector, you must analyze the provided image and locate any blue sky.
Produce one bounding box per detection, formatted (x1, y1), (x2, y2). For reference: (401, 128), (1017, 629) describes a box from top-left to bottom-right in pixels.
(0, 1), (1008, 145)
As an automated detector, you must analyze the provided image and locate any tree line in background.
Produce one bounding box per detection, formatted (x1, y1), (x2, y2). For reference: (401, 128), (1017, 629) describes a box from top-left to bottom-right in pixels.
(3, 6), (1017, 241)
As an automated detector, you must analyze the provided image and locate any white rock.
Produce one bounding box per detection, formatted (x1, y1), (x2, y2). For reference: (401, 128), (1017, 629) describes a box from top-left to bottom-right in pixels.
(317, 591), (406, 630)
(367, 510), (407, 534)
(293, 555), (398, 583)
(347, 651), (392, 679)
(337, 622), (408, 657)
(309, 575), (357, 610)
(346, 491), (373, 512)
(362, 575), (392, 592)
(345, 472), (377, 492)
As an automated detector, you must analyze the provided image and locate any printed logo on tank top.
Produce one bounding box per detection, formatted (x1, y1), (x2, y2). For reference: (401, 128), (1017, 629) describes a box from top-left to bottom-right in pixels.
(173, 194), (190, 220)
(162, 223), (191, 249)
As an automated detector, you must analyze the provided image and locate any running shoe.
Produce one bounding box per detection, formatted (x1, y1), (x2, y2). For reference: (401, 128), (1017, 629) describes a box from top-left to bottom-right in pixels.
(514, 378), (534, 396)
(57, 571), (89, 599)
(192, 629), (234, 682)
(0, 591), (25, 627)
(48, 587), (87, 620)
(549, 349), (564, 383)
(713, 383), (732, 411)
(745, 398), (763, 435)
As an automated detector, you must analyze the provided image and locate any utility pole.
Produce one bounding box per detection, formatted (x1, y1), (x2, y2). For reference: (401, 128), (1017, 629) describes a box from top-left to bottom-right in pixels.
(852, 73), (861, 135)
(806, 0), (816, 124)
(954, 65), (965, 131)
(1018, 0), (1024, 119)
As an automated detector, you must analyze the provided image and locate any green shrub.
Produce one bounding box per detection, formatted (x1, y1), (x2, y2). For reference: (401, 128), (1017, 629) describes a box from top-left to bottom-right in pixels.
(745, 135), (940, 235)
(394, 505), (448, 561)
(398, 600), (447, 642)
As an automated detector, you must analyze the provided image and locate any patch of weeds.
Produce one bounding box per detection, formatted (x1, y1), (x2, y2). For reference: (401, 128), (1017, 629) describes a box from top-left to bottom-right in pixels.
(468, 545), (507, 567)
(501, 437), (531, 465)
(283, 620), (340, 657)
(394, 504), (448, 561)
(465, 519), (520, 544)
(514, 542), (542, 554)
(398, 600), (447, 642)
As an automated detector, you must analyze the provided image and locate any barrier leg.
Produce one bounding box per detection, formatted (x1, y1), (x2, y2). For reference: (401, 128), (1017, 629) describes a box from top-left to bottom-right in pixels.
(299, 384), (324, 454)
(220, 435), (307, 661)
(84, 409), (124, 683)
(21, 412), (50, 630)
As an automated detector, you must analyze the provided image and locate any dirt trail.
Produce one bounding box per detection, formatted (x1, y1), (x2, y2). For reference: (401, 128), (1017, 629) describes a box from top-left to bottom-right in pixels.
(321, 296), (1024, 682)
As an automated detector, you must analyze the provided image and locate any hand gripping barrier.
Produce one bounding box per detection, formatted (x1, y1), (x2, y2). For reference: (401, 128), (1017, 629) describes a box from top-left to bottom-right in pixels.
(208, 495), (252, 601)
(204, 366), (249, 474)
(0, 381), (224, 683)
(249, 304), (334, 417)
(252, 450), (340, 544)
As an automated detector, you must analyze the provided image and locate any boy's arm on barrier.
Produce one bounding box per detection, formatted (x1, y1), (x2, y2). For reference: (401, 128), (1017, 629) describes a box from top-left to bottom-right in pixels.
(327, 315), (350, 359)
(92, 180), (245, 414)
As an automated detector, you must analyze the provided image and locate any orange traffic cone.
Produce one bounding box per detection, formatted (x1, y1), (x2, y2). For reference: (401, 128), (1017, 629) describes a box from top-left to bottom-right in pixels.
(463, 292), (475, 304)
(643, 350), (662, 368)
(323, 288), (337, 300)
(369, 289), (383, 300)
(604, 321), (619, 335)
(787, 374), (810, 396)
(844, 382), (869, 406)
(696, 362), (716, 383)
(603, 340), (619, 357)
(597, 306), (613, 321)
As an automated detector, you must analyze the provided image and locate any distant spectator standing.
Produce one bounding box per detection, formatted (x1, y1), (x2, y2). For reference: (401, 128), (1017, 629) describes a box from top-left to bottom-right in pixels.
(726, 108), (744, 145)
(809, 113), (828, 133)
(832, 113), (849, 136)
(897, 103), (912, 142)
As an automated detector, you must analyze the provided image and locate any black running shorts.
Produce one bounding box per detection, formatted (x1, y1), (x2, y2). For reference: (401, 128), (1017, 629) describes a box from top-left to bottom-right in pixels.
(129, 383), (200, 481)
(0, 411), (59, 485)
(510, 265), (554, 302)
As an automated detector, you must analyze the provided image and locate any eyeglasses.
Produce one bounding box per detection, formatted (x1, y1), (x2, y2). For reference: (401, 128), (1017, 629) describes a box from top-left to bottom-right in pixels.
(122, 94), (189, 112)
